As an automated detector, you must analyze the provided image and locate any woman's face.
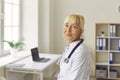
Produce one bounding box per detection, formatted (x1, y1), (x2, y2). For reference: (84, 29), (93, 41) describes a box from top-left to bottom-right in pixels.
(64, 17), (82, 43)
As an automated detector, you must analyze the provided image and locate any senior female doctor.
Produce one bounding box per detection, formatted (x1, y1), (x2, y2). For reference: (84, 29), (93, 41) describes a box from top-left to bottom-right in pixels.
(57, 14), (92, 80)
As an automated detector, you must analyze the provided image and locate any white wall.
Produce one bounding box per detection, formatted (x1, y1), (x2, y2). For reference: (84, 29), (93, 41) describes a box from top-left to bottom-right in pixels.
(54, 0), (120, 76)
(38, 0), (55, 53)
(21, 0), (38, 50)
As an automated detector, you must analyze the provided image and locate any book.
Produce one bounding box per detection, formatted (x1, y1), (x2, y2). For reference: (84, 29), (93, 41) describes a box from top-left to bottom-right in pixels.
(110, 24), (113, 37)
(112, 25), (116, 37)
(97, 38), (99, 50)
(109, 53), (113, 64)
(119, 39), (120, 51)
(99, 38), (103, 50)
(103, 38), (106, 50)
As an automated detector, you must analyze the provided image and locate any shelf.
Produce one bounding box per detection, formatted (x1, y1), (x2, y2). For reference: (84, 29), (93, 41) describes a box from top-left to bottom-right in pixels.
(96, 50), (109, 52)
(96, 50), (120, 52)
(110, 50), (120, 52)
(110, 39), (120, 50)
(96, 77), (108, 80)
(95, 23), (120, 79)
(107, 78), (120, 79)
(110, 37), (120, 39)
(96, 52), (108, 63)
(96, 63), (108, 65)
(96, 36), (120, 39)
(109, 64), (120, 66)
(96, 36), (110, 38)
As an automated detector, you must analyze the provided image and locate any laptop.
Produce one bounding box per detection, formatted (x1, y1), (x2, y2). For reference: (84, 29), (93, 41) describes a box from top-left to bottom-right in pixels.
(31, 47), (50, 62)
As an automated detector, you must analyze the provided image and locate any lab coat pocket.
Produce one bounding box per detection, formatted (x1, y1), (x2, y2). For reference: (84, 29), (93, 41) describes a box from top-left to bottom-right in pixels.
(61, 61), (71, 75)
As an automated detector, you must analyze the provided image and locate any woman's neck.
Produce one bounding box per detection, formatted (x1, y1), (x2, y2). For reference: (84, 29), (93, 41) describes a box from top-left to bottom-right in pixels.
(68, 38), (81, 45)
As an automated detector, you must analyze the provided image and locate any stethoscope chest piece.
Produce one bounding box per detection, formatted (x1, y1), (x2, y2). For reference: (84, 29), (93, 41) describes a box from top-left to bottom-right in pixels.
(64, 58), (69, 63)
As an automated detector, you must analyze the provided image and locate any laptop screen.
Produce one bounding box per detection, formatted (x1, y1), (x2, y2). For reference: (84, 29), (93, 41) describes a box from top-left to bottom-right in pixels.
(31, 47), (40, 61)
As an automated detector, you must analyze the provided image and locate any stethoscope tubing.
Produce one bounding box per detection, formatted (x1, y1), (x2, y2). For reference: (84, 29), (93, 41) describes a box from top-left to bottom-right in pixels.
(64, 39), (84, 63)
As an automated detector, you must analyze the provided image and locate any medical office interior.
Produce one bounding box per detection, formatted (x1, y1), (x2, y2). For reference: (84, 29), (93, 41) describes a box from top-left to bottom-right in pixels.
(0, 0), (120, 80)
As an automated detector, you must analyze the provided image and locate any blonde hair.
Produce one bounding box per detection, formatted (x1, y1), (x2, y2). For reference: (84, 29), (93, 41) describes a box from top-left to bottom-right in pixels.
(64, 14), (85, 33)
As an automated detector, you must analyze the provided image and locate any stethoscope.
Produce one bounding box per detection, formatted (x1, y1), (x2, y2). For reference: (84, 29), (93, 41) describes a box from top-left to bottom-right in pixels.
(64, 39), (84, 63)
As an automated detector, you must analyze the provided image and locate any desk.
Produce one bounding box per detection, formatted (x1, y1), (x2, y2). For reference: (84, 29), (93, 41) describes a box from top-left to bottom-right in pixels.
(0, 51), (31, 67)
(0, 51), (30, 79)
(6, 53), (61, 80)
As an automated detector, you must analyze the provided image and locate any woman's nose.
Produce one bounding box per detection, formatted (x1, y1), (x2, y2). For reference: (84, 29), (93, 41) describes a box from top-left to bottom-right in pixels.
(67, 26), (71, 33)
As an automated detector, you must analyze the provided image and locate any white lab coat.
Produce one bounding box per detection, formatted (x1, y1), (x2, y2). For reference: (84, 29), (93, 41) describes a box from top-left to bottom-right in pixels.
(57, 40), (92, 80)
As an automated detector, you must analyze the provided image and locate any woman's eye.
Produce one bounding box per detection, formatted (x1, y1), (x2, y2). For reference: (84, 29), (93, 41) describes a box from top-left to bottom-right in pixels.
(72, 25), (77, 28)
(65, 24), (68, 27)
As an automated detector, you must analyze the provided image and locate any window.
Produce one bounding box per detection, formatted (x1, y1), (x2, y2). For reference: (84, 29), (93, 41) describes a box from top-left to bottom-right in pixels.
(0, 0), (21, 56)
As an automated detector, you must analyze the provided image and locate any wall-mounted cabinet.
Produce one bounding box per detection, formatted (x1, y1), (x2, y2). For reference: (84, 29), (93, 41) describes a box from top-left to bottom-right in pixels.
(95, 23), (120, 80)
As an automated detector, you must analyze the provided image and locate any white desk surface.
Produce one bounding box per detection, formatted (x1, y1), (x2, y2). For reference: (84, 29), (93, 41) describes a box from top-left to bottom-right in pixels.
(6, 53), (61, 72)
(0, 51), (31, 67)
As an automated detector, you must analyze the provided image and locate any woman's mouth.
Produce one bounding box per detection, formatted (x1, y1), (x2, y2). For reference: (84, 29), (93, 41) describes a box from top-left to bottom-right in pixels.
(66, 34), (72, 36)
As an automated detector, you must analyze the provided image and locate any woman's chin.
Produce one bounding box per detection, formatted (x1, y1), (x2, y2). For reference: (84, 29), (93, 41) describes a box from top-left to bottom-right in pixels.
(65, 38), (72, 41)
(66, 39), (73, 43)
